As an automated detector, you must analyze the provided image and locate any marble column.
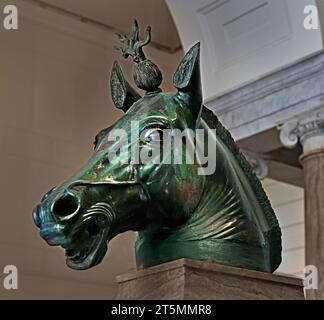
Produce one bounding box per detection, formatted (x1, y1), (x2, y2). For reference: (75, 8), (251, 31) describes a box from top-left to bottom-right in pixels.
(280, 115), (324, 299)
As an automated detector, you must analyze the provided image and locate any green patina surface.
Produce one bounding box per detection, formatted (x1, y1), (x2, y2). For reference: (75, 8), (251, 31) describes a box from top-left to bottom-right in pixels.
(33, 21), (281, 273)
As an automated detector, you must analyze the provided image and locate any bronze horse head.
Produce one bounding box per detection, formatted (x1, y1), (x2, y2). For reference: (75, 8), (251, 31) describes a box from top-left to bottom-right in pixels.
(33, 21), (281, 272)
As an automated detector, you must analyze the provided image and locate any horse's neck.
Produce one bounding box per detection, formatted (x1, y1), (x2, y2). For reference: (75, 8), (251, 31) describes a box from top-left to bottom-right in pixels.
(135, 111), (281, 271)
(177, 165), (253, 243)
(179, 108), (268, 244)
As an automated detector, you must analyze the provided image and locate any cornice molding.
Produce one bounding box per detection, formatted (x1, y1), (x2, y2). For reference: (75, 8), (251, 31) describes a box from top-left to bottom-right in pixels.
(206, 51), (324, 141)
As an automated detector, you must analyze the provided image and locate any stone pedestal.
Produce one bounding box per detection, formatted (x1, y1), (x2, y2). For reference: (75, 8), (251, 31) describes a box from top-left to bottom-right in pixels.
(116, 259), (304, 300)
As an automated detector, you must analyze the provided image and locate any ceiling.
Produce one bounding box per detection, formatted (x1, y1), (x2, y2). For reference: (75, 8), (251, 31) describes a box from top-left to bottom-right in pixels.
(38, 0), (181, 51)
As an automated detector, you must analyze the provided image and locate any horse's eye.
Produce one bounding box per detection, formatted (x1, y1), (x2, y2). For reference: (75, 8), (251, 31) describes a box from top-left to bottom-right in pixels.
(141, 128), (163, 144)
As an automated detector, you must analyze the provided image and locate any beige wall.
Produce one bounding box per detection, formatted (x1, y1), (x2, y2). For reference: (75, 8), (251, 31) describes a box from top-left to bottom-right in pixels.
(0, 0), (182, 299)
(262, 179), (305, 278)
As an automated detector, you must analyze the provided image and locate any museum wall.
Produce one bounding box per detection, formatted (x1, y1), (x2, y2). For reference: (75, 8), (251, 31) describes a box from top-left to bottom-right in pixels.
(0, 0), (305, 299)
(166, 0), (324, 100)
(262, 179), (305, 277)
(0, 0), (182, 299)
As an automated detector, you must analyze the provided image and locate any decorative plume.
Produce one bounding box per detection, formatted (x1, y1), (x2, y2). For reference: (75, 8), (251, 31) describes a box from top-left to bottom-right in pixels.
(115, 20), (163, 93)
(115, 20), (151, 63)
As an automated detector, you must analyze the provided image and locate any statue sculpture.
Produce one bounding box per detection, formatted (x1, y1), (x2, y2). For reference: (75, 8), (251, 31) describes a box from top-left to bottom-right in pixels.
(32, 21), (281, 273)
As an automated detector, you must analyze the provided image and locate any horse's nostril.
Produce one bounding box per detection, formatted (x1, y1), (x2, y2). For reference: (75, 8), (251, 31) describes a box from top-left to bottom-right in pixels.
(52, 193), (79, 218)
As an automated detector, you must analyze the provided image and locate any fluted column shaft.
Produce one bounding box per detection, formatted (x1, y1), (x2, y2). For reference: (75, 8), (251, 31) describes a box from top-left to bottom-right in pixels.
(280, 116), (324, 299)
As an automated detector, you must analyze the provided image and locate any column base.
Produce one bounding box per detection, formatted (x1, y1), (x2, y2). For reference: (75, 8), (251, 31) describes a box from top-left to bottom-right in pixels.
(116, 259), (304, 300)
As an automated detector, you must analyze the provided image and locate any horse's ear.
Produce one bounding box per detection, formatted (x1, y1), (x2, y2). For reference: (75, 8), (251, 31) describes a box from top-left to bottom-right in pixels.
(110, 61), (141, 112)
(173, 42), (202, 125)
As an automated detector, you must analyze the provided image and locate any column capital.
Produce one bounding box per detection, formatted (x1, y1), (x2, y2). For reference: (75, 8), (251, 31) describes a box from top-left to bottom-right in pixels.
(242, 150), (268, 180)
(279, 112), (324, 153)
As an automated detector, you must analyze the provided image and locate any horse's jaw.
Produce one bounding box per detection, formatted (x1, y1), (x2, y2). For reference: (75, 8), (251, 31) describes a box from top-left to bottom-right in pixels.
(35, 198), (113, 271)
(65, 226), (109, 270)
(63, 202), (116, 270)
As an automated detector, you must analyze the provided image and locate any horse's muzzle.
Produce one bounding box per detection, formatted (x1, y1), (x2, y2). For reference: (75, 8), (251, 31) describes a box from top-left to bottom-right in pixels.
(33, 189), (81, 227)
(32, 187), (112, 270)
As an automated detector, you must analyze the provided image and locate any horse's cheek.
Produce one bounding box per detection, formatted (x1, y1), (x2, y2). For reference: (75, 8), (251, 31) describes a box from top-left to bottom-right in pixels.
(179, 180), (202, 211)
(164, 178), (202, 218)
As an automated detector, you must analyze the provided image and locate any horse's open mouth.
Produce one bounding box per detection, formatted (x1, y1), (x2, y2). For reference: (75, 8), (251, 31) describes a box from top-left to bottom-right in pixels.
(64, 216), (109, 270)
